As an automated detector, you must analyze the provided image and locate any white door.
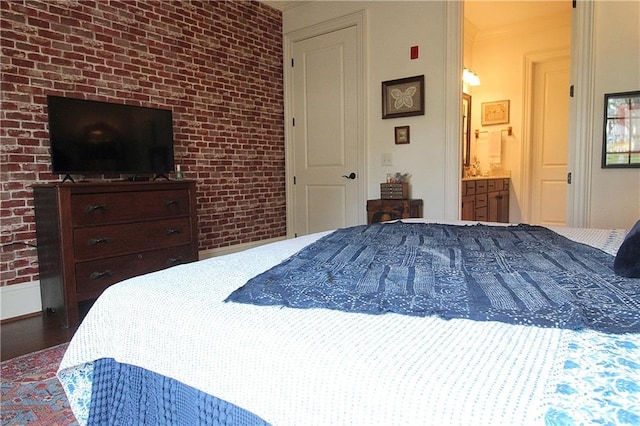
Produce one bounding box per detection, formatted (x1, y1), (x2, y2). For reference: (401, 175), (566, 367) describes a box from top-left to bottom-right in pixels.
(530, 57), (570, 226)
(291, 26), (360, 236)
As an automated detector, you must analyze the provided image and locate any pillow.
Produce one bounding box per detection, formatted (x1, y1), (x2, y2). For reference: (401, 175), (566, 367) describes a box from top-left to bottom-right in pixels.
(614, 219), (640, 278)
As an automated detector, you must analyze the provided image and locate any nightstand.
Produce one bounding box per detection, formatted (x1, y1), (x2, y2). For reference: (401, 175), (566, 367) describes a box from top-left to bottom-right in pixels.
(366, 199), (423, 224)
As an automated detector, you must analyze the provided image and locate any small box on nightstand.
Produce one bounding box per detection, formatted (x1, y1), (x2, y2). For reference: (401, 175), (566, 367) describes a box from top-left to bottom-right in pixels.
(380, 183), (408, 199)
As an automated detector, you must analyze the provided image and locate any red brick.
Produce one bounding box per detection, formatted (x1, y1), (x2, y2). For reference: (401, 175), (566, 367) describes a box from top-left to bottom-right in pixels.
(0, 0), (284, 289)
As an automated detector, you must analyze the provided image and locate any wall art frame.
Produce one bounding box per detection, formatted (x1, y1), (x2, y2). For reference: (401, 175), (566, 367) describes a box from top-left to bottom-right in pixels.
(395, 125), (410, 144)
(601, 90), (640, 168)
(382, 75), (425, 119)
(481, 99), (510, 126)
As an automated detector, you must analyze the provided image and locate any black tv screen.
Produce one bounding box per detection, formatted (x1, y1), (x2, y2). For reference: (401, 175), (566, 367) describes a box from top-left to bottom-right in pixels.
(47, 96), (175, 176)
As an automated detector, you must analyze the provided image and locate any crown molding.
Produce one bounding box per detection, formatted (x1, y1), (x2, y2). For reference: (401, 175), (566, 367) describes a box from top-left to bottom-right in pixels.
(259, 0), (307, 11)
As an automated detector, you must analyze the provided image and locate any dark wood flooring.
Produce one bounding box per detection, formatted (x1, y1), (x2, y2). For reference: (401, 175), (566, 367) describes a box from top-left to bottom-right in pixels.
(1, 312), (77, 361)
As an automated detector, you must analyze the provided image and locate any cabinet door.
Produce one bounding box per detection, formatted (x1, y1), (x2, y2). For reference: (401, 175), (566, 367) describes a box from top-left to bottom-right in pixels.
(488, 190), (509, 223)
(488, 191), (500, 222)
(461, 195), (476, 221)
(498, 190), (510, 223)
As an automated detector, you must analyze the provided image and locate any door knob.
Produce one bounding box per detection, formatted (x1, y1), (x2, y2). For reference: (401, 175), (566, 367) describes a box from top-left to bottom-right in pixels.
(342, 172), (357, 179)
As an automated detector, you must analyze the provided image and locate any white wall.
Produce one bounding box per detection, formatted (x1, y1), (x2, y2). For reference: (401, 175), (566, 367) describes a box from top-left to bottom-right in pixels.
(285, 0), (640, 230)
(589, 1), (640, 229)
(285, 1), (450, 220)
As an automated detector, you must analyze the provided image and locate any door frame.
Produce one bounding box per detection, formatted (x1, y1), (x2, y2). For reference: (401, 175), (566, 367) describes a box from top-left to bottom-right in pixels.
(454, 1), (593, 226)
(283, 11), (367, 238)
(566, 1), (595, 227)
(521, 48), (571, 224)
(445, 0), (464, 220)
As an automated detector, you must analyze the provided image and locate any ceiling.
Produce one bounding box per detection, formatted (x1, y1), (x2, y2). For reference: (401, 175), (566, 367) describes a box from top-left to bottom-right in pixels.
(261, 1), (572, 29)
(464, 1), (572, 30)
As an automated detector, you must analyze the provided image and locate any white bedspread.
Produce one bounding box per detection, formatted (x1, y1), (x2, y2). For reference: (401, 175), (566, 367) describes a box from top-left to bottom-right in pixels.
(58, 220), (635, 425)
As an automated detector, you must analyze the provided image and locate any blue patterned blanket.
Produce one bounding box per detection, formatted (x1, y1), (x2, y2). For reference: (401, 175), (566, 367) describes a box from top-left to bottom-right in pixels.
(226, 222), (640, 333)
(89, 358), (269, 425)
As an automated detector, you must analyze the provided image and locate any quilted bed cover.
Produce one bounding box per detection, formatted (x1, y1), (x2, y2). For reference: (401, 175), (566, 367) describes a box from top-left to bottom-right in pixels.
(58, 220), (640, 425)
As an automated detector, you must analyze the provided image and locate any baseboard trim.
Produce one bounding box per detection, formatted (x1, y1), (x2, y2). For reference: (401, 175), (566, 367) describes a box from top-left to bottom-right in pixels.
(1, 280), (42, 321)
(0, 311), (42, 325)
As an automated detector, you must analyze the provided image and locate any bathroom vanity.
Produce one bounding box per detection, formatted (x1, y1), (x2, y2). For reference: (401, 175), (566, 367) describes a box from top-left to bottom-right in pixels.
(461, 176), (510, 223)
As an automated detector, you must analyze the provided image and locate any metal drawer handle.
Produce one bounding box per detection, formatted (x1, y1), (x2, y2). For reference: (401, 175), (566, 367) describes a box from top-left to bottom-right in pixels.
(165, 228), (182, 235)
(85, 204), (107, 214)
(165, 200), (179, 207)
(87, 237), (111, 246)
(89, 270), (113, 280)
(166, 256), (183, 265)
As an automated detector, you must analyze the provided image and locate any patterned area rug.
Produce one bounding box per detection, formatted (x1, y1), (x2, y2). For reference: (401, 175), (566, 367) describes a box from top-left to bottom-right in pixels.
(1, 343), (78, 426)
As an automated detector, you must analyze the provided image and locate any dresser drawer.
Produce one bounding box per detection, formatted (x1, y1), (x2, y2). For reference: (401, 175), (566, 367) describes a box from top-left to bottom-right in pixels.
(74, 217), (192, 261)
(71, 189), (191, 226)
(75, 245), (196, 299)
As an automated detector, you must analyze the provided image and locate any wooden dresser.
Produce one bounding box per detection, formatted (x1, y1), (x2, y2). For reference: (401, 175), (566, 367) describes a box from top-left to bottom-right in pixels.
(33, 181), (199, 327)
(461, 177), (510, 223)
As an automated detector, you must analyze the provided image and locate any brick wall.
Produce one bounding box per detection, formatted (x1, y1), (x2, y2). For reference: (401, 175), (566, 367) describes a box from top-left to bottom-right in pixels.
(0, 0), (285, 288)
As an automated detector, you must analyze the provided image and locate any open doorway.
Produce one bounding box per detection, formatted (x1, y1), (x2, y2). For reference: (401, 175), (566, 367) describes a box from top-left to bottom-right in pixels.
(463, 1), (572, 225)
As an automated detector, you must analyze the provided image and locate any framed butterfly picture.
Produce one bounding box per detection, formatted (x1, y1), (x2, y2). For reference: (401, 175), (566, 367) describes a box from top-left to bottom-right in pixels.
(382, 75), (425, 119)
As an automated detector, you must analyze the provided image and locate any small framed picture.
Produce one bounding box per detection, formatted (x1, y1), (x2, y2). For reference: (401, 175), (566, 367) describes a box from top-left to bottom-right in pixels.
(395, 125), (410, 144)
(382, 75), (425, 119)
(481, 100), (510, 126)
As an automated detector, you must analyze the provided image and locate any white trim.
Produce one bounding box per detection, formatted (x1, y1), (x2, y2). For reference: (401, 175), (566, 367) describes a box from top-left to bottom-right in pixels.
(566, 0), (594, 227)
(198, 237), (286, 260)
(283, 11), (367, 238)
(259, 1), (307, 12)
(445, 0), (463, 220)
(1, 280), (42, 321)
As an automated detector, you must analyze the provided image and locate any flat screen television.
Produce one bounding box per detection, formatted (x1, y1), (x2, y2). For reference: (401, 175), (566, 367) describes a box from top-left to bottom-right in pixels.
(47, 96), (175, 178)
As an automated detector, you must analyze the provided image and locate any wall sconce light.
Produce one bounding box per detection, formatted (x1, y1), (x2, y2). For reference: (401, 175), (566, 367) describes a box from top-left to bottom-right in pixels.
(463, 68), (480, 86)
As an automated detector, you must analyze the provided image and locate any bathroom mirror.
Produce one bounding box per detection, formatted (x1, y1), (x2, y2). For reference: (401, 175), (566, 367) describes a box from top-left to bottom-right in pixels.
(462, 93), (472, 168)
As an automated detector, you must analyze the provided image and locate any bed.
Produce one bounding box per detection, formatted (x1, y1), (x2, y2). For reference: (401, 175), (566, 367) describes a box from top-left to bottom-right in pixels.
(57, 219), (640, 425)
